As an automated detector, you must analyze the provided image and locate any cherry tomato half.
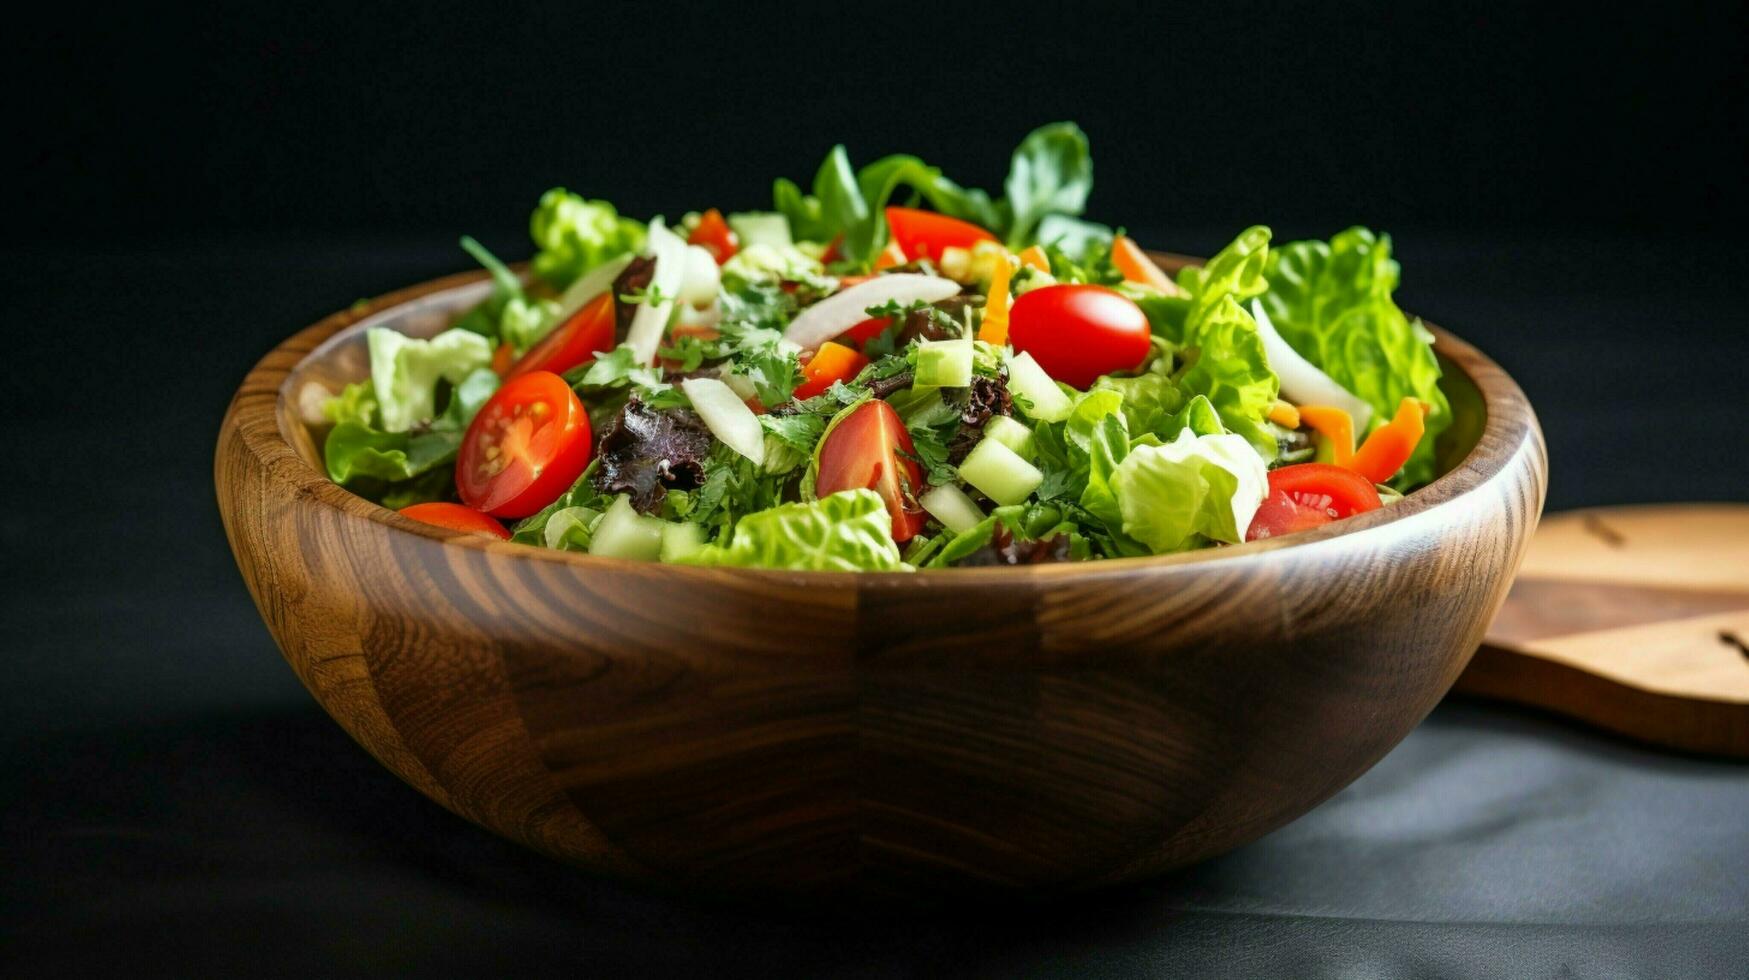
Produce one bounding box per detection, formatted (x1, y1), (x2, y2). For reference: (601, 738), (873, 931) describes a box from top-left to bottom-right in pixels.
(1245, 463), (1383, 541)
(396, 502), (511, 539)
(688, 208), (738, 264)
(814, 400), (927, 542)
(1007, 284), (1152, 389)
(507, 292), (615, 379)
(456, 371), (594, 518)
(884, 207), (997, 262)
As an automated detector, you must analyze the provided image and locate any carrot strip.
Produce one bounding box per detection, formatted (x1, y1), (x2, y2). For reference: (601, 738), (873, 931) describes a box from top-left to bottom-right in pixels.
(1111, 235), (1183, 296)
(1348, 398), (1427, 484)
(978, 254), (1015, 345)
(1296, 405), (1356, 466)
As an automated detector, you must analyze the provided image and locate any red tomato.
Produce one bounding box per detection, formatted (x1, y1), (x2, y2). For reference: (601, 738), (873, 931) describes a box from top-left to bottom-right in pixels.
(814, 400), (927, 542)
(507, 292), (615, 379)
(456, 371), (594, 518)
(839, 315), (892, 347)
(688, 208), (738, 264)
(885, 207), (997, 262)
(1245, 463), (1384, 541)
(396, 502), (511, 540)
(1006, 284), (1152, 389)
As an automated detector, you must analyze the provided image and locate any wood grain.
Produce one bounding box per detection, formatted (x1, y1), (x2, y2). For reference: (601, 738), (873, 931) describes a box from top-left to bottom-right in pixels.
(214, 255), (1547, 897)
(1458, 505), (1749, 757)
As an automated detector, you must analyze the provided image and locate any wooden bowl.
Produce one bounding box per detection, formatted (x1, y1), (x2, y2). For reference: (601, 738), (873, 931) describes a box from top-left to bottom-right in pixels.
(215, 255), (1546, 898)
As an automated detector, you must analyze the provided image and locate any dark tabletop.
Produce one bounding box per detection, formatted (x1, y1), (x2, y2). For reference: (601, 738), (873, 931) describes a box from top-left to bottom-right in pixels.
(3, 232), (1746, 978)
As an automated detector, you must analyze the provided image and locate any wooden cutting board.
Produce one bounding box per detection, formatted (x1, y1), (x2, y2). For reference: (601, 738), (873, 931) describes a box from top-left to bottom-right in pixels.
(1455, 504), (1749, 757)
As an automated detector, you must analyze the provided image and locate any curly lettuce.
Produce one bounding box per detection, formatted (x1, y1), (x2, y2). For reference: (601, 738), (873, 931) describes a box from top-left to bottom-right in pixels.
(1260, 228), (1450, 485)
(681, 490), (905, 571)
(529, 188), (645, 289)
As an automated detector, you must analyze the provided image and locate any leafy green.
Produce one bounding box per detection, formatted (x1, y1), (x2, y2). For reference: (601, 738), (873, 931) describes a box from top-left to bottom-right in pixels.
(528, 188), (645, 289)
(322, 366), (498, 499)
(510, 463), (611, 547)
(1260, 227), (1451, 485)
(681, 490), (905, 571)
(925, 503), (1090, 567)
(1003, 122), (1094, 249)
(366, 327), (495, 433)
(1173, 296), (1280, 458)
(1092, 358), (1187, 437)
(772, 122), (1099, 267)
(1109, 430), (1269, 553)
(449, 236), (543, 345)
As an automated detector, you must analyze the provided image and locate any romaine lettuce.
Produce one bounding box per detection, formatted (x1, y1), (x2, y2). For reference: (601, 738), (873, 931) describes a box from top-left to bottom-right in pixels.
(1260, 228), (1450, 485)
(1109, 428), (1269, 553)
(681, 490), (905, 571)
(367, 327), (494, 433)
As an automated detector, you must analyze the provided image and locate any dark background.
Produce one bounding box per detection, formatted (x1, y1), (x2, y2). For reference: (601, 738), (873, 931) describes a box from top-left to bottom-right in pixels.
(4, 2), (1746, 976)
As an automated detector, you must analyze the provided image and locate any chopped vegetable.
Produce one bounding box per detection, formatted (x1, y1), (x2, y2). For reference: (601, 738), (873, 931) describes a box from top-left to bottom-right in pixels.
(681, 377), (766, 466)
(978, 252), (1014, 345)
(1297, 405), (1357, 465)
(589, 495), (666, 561)
(1348, 397), (1428, 484)
(793, 342), (870, 400)
(919, 484), (986, 534)
(958, 438), (1044, 506)
(1111, 235), (1181, 295)
(914, 337), (974, 389)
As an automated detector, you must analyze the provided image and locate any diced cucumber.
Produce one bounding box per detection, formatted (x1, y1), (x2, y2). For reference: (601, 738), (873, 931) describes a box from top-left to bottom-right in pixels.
(589, 496), (665, 561)
(659, 522), (709, 563)
(958, 438), (1044, 506)
(919, 484), (986, 534)
(981, 416), (1035, 460)
(914, 337), (974, 388)
(1006, 351), (1073, 422)
(727, 212), (792, 248)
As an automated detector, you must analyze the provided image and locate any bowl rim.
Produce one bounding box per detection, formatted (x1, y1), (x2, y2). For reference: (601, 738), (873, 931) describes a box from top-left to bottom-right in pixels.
(224, 252), (1542, 584)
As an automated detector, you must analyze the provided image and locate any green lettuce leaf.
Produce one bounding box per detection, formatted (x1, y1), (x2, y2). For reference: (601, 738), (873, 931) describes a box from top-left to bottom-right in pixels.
(367, 327), (495, 433)
(528, 188), (645, 289)
(1173, 296), (1280, 459)
(1004, 122), (1094, 249)
(681, 490), (905, 571)
(1260, 228), (1451, 485)
(1109, 429), (1270, 553)
(925, 502), (1090, 567)
(323, 366), (498, 497)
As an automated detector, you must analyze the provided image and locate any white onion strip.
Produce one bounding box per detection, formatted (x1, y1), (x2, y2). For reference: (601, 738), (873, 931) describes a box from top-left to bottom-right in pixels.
(1250, 300), (1372, 431)
(553, 252), (634, 323)
(681, 377), (766, 466)
(625, 219), (687, 366)
(783, 274), (960, 353)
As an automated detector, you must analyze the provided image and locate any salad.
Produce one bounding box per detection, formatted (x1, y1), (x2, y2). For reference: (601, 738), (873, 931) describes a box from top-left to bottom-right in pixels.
(323, 123), (1450, 571)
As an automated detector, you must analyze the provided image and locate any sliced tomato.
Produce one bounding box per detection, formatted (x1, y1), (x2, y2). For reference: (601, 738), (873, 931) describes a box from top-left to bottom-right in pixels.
(884, 207), (997, 262)
(1007, 284), (1152, 389)
(456, 371), (594, 518)
(507, 292), (615, 379)
(815, 400), (927, 542)
(396, 502), (511, 540)
(794, 342), (870, 400)
(688, 208), (738, 264)
(1245, 463), (1383, 541)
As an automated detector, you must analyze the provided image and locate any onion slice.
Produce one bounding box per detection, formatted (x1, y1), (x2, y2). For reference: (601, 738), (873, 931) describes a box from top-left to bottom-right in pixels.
(783, 274), (960, 353)
(553, 253), (634, 323)
(681, 377), (766, 466)
(625, 219), (688, 366)
(1250, 300), (1372, 431)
